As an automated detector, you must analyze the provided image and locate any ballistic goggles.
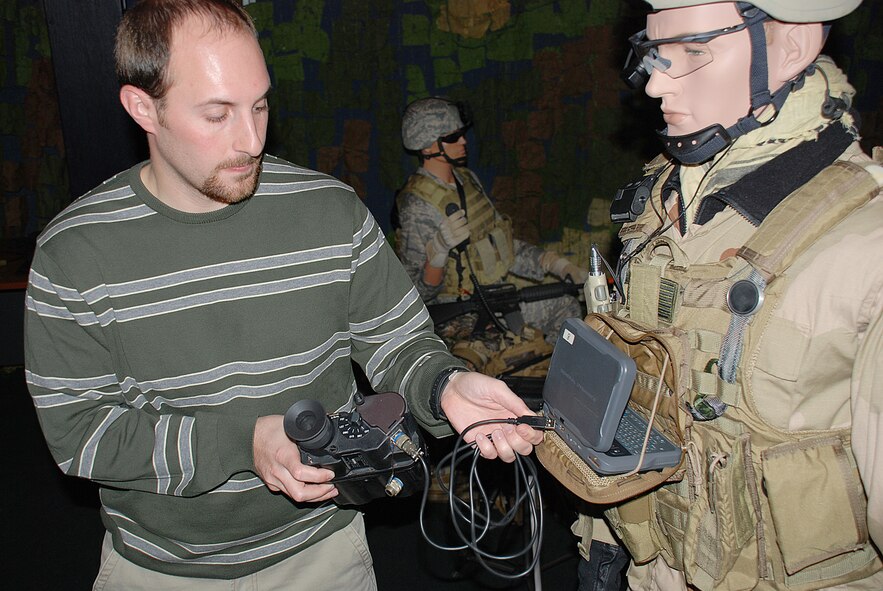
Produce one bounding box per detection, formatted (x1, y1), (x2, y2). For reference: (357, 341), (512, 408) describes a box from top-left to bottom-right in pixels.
(622, 21), (750, 89)
(438, 128), (468, 144)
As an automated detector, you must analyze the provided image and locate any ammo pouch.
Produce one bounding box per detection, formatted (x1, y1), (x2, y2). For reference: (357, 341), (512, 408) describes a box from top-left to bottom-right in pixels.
(536, 313), (690, 504)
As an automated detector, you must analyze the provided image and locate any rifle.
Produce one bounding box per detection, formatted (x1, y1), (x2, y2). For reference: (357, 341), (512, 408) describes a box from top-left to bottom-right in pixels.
(426, 281), (581, 333)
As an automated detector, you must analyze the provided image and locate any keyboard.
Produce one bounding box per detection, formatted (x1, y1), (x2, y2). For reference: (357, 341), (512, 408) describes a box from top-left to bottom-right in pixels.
(606, 406), (678, 457)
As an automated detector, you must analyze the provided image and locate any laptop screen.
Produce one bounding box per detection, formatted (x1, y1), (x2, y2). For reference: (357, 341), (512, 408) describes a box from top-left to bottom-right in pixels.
(541, 318), (636, 453)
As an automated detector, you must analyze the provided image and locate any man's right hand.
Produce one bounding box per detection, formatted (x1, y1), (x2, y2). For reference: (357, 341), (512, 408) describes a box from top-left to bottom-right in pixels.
(426, 208), (469, 268)
(253, 415), (338, 503)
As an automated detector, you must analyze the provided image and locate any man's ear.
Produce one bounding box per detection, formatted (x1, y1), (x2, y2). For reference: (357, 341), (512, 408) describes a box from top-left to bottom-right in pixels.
(119, 84), (160, 134)
(766, 21), (824, 89)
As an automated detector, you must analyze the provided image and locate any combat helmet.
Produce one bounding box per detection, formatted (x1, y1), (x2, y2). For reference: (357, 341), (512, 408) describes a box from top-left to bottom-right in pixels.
(402, 97), (473, 165)
(644, 0), (861, 22)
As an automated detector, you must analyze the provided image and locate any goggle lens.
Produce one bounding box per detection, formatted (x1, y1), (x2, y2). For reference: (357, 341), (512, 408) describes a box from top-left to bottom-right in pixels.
(439, 129), (466, 144)
(623, 23), (749, 87)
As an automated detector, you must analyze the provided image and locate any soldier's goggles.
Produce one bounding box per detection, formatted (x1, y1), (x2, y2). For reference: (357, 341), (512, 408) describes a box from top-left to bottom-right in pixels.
(439, 128), (467, 144)
(622, 22), (749, 89)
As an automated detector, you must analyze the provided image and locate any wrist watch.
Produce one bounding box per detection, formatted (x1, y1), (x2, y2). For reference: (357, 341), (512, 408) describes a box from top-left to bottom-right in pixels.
(430, 366), (467, 420)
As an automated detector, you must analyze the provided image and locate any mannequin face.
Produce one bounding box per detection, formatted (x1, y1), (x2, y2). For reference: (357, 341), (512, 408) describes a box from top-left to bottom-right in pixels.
(421, 129), (467, 167)
(644, 3), (753, 137)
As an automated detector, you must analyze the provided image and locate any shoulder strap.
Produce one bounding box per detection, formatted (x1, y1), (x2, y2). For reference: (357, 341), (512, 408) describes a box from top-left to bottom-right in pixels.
(738, 160), (881, 282)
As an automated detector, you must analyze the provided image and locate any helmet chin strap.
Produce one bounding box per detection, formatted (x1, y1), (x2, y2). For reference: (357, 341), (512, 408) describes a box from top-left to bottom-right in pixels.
(422, 143), (467, 167)
(657, 4), (805, 165)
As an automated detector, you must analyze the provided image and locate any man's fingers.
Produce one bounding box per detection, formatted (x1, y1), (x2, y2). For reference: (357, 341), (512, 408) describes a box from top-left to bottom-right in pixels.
(472, 432), (498, 460)
(489, 427), (517, 463)
(515, 423), (545, 445)
(270, 466), (338, 502)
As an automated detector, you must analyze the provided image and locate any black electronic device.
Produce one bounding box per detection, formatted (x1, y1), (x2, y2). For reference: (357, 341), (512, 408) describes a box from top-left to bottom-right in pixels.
(610, 175), (655, 223)
(542, 319), (681, 475)
(283, 392), (425, 506)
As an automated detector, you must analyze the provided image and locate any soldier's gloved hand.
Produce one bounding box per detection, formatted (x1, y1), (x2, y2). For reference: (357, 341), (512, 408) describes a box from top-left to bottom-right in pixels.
(540, 251), (588, 284)
(426, 209), (469, 268)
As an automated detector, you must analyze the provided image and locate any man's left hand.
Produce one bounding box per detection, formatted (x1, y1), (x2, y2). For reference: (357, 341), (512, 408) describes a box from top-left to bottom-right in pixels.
(439, 371), (544, 462)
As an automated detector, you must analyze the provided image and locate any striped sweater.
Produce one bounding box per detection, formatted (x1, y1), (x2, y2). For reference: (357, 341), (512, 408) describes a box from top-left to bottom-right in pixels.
(24, 155), (459, 578)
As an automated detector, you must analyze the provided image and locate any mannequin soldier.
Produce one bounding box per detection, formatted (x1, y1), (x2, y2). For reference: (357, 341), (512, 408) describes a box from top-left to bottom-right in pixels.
(548, 1), (882, 590)
(395, 97), (586, 348)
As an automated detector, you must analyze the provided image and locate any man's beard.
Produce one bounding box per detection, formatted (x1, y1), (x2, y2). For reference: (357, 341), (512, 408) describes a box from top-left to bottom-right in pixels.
(201, 156), (263, 205)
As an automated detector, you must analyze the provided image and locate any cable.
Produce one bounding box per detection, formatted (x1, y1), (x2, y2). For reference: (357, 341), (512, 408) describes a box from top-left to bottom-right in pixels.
(615, 142), (736, 305)
(415, 416), (555, 580)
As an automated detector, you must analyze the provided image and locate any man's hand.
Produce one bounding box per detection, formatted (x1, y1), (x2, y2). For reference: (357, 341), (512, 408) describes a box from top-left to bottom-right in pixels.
(253, 415), (338, 503)
(439, 371), (544, 462)
(426, 208), (469, 267)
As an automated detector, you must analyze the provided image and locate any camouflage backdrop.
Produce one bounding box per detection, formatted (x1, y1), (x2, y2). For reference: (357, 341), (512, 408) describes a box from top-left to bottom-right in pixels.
(3, 0), (881, 270)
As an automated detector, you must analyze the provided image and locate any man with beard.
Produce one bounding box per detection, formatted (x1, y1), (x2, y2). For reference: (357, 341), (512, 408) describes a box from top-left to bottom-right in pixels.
(395, 97), (586, 347)
(23, 1), (544, 588)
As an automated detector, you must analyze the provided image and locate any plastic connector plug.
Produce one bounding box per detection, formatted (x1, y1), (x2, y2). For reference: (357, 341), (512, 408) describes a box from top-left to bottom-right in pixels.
(516, 415), (555, 430)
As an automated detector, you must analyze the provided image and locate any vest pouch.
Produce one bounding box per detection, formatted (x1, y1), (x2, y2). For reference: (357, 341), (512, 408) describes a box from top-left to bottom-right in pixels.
(536, 313), (689, 505)
(760, 435), (869, 575)
(603, 494), (659, 564)
(683, 432), (758, 588)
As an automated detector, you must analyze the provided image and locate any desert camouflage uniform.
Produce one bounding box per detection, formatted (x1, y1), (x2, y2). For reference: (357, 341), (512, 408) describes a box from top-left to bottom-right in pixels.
(610, 58), (883, 590)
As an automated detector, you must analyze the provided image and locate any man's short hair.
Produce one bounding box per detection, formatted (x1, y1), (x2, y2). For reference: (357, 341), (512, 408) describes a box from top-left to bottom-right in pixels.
(114, 0), (257, 102)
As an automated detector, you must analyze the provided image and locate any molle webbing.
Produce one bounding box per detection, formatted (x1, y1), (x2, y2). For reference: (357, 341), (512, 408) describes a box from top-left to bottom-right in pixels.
(403, 170), (514, 294)
(738, 160), (880, 282)
(595, 157), (882, 589)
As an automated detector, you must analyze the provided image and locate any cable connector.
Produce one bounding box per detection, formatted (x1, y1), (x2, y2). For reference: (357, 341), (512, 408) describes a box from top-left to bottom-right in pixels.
(391, 430), (422, 459)
(516, 415), (555, 430)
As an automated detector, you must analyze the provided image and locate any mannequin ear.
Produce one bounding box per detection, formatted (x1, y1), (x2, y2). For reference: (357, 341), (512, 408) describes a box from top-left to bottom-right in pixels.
(119, 84), (160, 134)
(766, 22), (824, 89)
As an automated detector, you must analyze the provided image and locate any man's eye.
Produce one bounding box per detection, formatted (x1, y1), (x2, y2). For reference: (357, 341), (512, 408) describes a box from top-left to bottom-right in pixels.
(207, 113), (228, 123)
(683, 45), (707, 57)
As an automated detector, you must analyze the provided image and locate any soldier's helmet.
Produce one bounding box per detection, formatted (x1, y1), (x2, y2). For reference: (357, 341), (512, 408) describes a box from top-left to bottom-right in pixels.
(642, 0), (861, 22)
(402, 97), (468, 152)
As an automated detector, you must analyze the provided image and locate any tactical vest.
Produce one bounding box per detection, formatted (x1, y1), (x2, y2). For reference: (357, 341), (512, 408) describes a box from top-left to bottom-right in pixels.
(610, 158), (882, 590)
(400, 170), (514, 297)
(538, 158), (882, 590)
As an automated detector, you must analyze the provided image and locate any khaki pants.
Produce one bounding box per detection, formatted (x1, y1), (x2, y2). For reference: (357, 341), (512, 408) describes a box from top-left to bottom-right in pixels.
(92, 513), (377, 591)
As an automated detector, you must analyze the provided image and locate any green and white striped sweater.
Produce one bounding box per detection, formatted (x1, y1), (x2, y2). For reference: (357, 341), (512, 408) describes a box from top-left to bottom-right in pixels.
(24, 155), (459, 578)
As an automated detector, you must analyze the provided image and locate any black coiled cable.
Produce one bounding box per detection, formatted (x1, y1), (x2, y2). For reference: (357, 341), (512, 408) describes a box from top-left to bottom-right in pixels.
(416, 418), (551, 580)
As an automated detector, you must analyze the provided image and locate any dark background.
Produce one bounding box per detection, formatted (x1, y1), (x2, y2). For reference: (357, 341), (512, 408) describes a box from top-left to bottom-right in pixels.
(2, 0), (881, 587)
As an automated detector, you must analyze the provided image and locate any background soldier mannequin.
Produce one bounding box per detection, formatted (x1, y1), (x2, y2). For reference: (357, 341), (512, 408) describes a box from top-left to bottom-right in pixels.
(565, 1), (882, 589)
(395, 97), (586, 347)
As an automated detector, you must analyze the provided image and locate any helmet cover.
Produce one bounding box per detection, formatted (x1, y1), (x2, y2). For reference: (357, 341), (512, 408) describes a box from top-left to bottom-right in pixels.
(642, 0), (861, 23)
(402, 98), (466, 151)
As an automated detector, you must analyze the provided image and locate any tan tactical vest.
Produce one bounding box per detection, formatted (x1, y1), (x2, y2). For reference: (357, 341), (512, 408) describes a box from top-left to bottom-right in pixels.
(539, 159), (882, 590)
(400, 170), (514, 297)
(609, 159), (881, 590)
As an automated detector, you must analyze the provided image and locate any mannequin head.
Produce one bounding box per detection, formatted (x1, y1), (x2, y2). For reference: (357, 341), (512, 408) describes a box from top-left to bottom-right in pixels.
(402, 97), (471, 168)
(626, 0), (856, 163)
(645, 3), (825, 136)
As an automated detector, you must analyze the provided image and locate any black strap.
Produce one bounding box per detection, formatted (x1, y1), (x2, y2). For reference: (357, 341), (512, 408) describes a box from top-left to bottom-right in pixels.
(452, 175), (469, 298)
